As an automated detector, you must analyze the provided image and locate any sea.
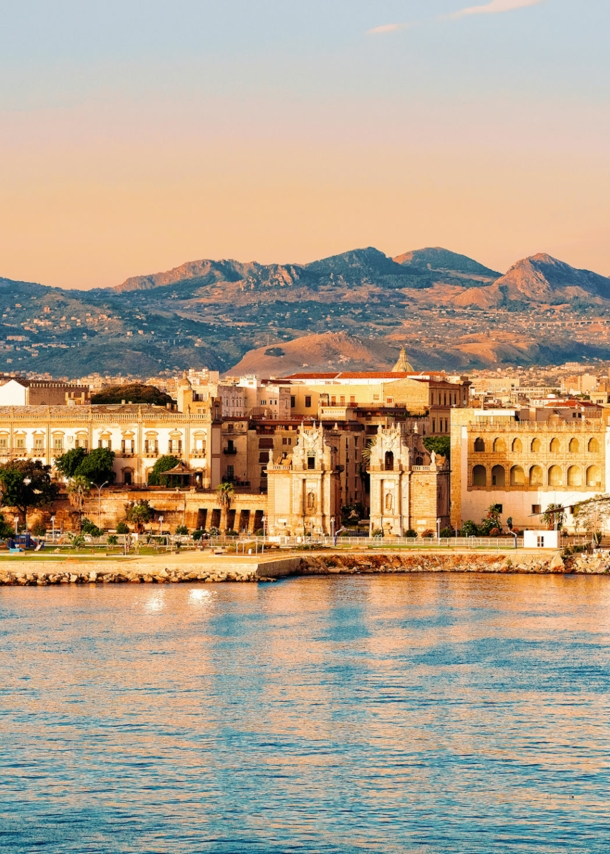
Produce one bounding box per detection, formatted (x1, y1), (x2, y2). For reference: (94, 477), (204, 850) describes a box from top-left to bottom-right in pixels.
(1, 574), (610, 853)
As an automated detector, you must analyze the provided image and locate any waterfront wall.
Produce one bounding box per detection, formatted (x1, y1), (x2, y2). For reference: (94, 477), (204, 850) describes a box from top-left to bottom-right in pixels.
(2, 549), (610, 587)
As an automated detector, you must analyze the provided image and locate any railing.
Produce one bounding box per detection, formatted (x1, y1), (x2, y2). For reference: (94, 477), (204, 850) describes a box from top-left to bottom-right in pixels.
(204, 535), (526, 550)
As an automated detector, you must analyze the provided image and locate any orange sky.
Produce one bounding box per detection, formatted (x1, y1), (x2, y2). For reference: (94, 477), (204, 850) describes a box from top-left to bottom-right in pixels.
(0, 1), (608, 289)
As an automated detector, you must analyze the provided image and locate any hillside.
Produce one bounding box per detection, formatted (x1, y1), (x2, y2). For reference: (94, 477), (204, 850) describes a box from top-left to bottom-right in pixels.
(1, 247), (610, 377)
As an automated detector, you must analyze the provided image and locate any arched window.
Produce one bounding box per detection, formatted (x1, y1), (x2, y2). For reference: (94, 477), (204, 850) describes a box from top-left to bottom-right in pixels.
(385, 492), (393, 511)
(473, 465), (486, 486)
(567, 466), (582, 487)
(415, 456), (424, 466)
(491, 465), (505, 487)
(531, 438), (541, 453)
(569, 438), (579, 453)
(586, 465), (601, 488)
(512, 438), (522, 453)
(548, 465), (563, 487)
(550, 438), (560, 453)
(529, 465), (543, 486)
(510, 465), (525, 486)
(493, 438), (506, 453)
(589, 438), (600, 453)
(474, 437), (485, 452)
(384, 451), (394, 471)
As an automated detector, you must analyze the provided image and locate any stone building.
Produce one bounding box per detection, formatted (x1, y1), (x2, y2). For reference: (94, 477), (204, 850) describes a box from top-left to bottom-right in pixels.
(0, 404), (222, 488)
(450, 407), (610, 532)
(367, 424), (450, 536)
(0, 377), (90, 406)
(283, 370), (470, 436)
(265, 420), (449, 537)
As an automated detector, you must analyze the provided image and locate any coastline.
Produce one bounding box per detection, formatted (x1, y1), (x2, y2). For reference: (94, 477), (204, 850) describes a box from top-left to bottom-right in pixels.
(1, 548), (608, 586)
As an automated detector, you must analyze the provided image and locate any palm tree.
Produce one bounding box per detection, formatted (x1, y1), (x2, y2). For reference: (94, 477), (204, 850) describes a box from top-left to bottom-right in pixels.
(216, 481), (235, 532)
(67, 475), (91, 530)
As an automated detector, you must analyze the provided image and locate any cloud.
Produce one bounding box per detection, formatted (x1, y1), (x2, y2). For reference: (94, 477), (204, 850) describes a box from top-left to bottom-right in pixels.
(367, 22), (412, 35)
(451, 0), (543, 18)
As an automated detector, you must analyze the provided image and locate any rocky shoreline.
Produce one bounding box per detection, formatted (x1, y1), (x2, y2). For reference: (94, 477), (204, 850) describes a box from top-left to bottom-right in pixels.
(1, 549), (610, 587)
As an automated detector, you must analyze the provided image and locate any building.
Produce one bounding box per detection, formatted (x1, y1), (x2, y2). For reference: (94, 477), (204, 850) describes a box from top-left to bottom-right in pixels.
(0, 404), (221, 488)
(0, 377), (90, 406)
(283, 370), (470, 435)
(450, 407), (609, 532)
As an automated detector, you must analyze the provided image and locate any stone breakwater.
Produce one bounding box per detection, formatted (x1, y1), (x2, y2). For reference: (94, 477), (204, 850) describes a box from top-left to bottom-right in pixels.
(0, 563), (269, 587)
(1, 551), (609, 586)
(297, 551), (610, 576)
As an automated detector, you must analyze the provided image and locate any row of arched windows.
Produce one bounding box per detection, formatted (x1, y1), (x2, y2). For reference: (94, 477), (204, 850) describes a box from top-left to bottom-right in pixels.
(472, 464), (602, 488)
(474, 437), (600, 454)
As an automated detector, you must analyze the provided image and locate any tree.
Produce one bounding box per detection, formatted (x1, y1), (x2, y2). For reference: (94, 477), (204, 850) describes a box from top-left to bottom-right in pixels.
(76, 448), (116, 486)
(55, 447), (115, 486)
(55, 447), (87, 479)
(479, 503), (503, 536)
(0, 513), (15, 539)
(124, 499), (155, 533)
(541, 503), (566, 531)
(67, 475), (91, 530)
(573, 495), (610, 539)
(0, 460), (59, 530)
(148, 455), (181, 486)
(216, 481), (235, 531)
(423, 435), (451, 461)
(91, 383), (174, 406)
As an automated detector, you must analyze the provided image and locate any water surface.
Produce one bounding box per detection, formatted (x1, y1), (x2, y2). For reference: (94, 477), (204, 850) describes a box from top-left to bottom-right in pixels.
(1, 574), (610, 852)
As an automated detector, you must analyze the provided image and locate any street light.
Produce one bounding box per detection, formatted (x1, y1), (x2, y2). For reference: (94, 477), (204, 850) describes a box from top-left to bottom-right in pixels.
(159, 515), (164, 535)
(23, 477), (31, 531)
(50, 515), (56, 541)
(96, 481), (109, 528)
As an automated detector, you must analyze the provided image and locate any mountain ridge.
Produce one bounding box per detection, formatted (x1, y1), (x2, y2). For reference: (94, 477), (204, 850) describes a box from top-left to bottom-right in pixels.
(1, 247), (609, 377)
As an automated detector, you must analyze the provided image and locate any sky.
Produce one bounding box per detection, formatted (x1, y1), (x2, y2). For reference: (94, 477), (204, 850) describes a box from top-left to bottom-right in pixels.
(0, 0), (608, 289)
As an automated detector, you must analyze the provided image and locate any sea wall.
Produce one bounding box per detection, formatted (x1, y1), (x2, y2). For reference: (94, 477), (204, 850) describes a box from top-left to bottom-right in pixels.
(297, 551), (609, 576)
(2, 550), (609, 587)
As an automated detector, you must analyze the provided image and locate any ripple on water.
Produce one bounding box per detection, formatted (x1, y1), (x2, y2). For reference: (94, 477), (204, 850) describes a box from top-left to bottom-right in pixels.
(1, 574), (610, 852)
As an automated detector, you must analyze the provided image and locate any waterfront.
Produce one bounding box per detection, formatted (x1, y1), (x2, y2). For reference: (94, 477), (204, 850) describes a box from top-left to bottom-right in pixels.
(2, 575), (610, 852)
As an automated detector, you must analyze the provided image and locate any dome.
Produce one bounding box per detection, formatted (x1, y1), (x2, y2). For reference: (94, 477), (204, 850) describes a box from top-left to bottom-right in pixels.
(392, 347), (414, 373)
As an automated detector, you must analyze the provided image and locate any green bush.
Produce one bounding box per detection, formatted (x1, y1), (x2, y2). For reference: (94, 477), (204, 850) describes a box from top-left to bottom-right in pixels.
(175, 525), (188, 536)
(209, 526), (221, 537)
(226, 529), (238, 537)
(405, 529), (418, 538)
(107, 534), (118, 545)
(68, 533), (85, 549)
(460, 520), (479, 537)
(440, 527), (455, 538)
(81, 518), (103, 537)
(192, 529), (205, 541)
(371, 528), (384, 538)
(116, 521), (130, 534)
(32, 522), (47, 538)
(420, 530), (435, 539)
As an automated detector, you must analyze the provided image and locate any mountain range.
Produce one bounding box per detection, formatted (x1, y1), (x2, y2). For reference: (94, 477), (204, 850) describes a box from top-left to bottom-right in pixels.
(0, 247), (608, 378)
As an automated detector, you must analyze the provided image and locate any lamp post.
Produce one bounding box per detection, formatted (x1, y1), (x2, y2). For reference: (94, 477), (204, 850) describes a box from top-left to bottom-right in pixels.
(13, 515), (19, 535)
(437, 517), (441, 543)
(50, 515), (55, 541)
(159, 515), (164, 538)
(331, 516), (335, 542)
(23, 477), (31, 531)
(96, 481), (109, 528)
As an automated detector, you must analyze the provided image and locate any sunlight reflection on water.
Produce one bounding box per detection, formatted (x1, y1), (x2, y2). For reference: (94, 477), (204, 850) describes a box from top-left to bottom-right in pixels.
(1, 574), (610, 852)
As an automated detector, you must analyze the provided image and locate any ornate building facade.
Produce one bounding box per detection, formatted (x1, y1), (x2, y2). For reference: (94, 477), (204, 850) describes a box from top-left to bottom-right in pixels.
(451, 408), (610, 531)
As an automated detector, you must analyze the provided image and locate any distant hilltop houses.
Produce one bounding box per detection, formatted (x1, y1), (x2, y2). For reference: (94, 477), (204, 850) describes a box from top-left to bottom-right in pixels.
(1, 352), (610, 538)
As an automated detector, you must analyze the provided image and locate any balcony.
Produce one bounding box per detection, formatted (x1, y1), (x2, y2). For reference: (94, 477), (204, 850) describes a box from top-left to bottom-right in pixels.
(223, 447), (238, 455)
